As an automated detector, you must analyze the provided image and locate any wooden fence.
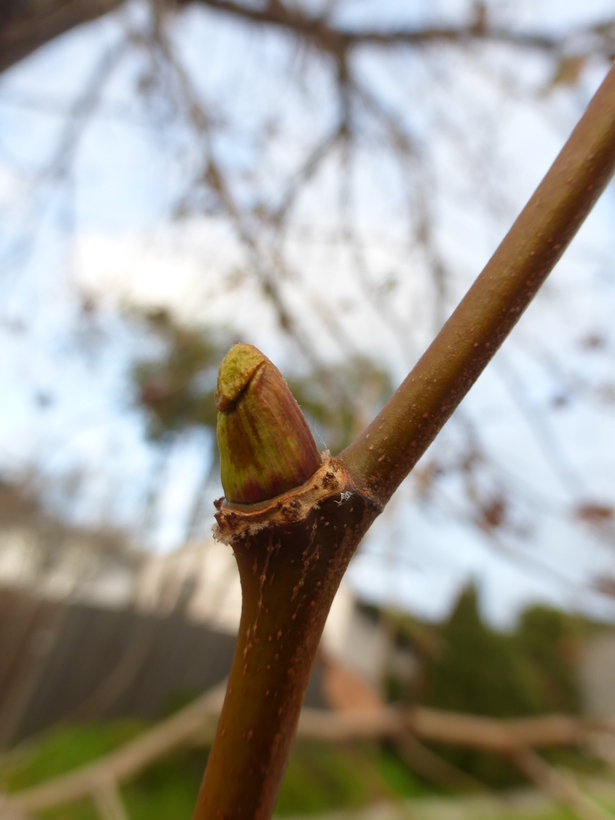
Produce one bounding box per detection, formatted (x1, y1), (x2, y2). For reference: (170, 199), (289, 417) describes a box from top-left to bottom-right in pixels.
(0, 585), (238, 747)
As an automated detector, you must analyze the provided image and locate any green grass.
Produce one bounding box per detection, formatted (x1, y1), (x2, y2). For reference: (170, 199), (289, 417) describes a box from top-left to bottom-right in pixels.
(274, 740), (431, 814)
(365, 743), (432, 800)
(37, 801), (99, 820)
(0, 721), (147, 793)
(122, 749), (208, 820)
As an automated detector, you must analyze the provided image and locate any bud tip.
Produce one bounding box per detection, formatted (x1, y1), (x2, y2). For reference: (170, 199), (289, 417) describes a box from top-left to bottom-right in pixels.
(216, 344), (321, 504)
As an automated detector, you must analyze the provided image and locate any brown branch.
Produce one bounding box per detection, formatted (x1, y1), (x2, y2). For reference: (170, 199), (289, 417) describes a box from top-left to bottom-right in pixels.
(0, 0), (124, 74)
(393, 733), (488, 792)
(339, 60), (615, 507)
(183, 0), (564, 56)
(2, 0), (613, 82)
(194, 459), (381, 819)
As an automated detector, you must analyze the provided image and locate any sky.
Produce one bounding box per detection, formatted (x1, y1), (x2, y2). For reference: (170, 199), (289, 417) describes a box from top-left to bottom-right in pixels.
(0, 0), (614, 627)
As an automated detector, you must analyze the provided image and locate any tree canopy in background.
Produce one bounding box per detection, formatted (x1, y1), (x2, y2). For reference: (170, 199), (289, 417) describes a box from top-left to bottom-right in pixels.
(0, 0), (614, 623)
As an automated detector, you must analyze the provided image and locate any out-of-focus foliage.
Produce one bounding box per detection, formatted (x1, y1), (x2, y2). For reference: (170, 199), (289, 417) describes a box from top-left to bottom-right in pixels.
(384, 585), (586, 719)
(132, 311), (392, 454)
(516, 605), (583, 715)
(132, 311), (226, 440)
(423, 586), (545, 719)
(276, 741), (426, 813)
(384, 585), (589, 785)
(418, 586), (583, 719)
(0, 721), (146, 793)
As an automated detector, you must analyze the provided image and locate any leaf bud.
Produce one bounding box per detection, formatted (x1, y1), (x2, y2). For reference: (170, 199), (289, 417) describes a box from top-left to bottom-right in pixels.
(216, 344), (321, 504)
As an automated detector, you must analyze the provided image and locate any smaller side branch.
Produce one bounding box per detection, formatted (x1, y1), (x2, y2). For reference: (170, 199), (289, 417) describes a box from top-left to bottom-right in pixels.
(5, 701), (611, 815)
(339, 61), (615, 508)
(3, 683), (226, 814)
(91, 780), (129, 820)
(513, 747), (612, 820)
(185, 0), (567, 56)
(393, 734), (490, 792)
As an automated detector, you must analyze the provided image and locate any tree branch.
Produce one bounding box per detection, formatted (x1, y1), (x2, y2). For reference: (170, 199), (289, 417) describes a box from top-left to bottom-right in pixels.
(339, 60), (615, 508)
(183, 0), (563, 56)
(3, 0), (613, 79)
(0, 0), (123, 74)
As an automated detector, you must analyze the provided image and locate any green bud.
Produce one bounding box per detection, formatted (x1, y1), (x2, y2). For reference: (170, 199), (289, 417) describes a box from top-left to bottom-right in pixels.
(216, 344), (321, 505)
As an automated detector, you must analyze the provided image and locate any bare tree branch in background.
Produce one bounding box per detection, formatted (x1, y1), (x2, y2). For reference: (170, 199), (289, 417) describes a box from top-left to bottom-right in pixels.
(3, 1), (615, 80)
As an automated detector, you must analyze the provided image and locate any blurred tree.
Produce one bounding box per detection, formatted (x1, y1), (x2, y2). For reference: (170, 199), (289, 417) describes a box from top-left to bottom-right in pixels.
(422, 584), (544, 719)
(132, 309), (391, 453)
(516, 604), (583, 715)
(412, 586), (584, 785)
(384, 595), (584, 718)
(132, 310), (225, 440)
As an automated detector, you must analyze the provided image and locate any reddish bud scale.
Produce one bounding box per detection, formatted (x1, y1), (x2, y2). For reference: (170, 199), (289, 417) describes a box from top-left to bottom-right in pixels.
(216, 344), (321, 505)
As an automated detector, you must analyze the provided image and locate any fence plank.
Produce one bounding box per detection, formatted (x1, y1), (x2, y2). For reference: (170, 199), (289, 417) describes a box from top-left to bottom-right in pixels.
(0, 594), (64, 749)
(0, 586), (236, 743)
